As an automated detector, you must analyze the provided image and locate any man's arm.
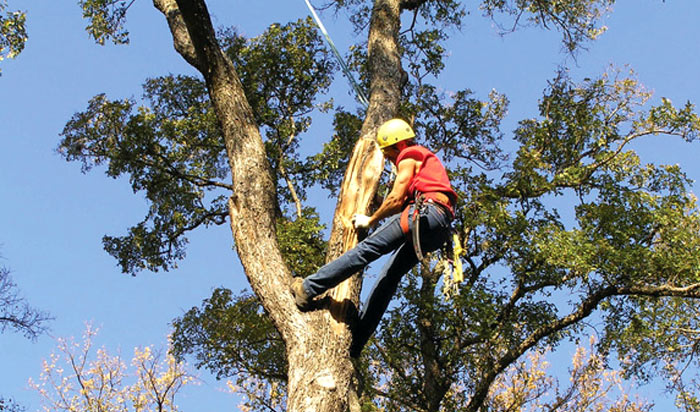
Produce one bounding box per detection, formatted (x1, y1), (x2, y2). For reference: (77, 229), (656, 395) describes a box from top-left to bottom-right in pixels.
(354, 158), (419, 229)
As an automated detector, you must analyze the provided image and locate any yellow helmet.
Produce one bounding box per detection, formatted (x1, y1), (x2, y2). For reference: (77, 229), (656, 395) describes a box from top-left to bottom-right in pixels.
(376, 118), (415, 149)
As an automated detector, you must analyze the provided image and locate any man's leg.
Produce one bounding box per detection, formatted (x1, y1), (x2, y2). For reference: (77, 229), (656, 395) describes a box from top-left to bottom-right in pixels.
(300, 212), (406, 298)
(350, 242), (418, 356)
(350, 203), (452, 356)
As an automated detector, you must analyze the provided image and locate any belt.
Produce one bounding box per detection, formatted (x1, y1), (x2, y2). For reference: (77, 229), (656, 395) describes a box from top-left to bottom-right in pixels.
(420, 191), (454, 217)
(399, 191), (453, 235)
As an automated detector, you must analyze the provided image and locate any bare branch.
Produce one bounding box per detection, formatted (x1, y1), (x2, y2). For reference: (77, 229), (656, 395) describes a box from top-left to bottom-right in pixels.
(0, 266), (51, 340)
(278, 119), (303, 219)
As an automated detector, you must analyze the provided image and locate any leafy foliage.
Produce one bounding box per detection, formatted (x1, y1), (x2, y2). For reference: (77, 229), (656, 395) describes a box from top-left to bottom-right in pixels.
(171, 289), (287, 411)
(276, 208), (327, 277)
(58, 81), (228, 273)
(59, 18), (336, 274)
(30, 325), (193, 412)
(0, 0), (26, 73)
(481, 0), (613, 52)
(302, 110), (363, 197)
(79, 0), (133, 45)
(484, 337), (651, 411)
(384, 69), (700, 410)
(412, 86), (509, 168)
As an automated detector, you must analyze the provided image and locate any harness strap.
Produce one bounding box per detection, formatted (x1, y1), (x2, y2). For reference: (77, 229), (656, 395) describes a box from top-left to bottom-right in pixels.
(400, 206), (411, 235)
(412, 199), (427, 265)
(399, 195), (430, 265)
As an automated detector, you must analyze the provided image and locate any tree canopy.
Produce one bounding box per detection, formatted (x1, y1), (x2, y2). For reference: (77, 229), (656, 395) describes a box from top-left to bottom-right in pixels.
(50, 0), (700, 410)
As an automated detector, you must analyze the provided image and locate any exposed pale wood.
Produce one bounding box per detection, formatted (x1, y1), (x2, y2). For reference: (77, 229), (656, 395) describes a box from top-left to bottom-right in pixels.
(325, 0), (404, 333)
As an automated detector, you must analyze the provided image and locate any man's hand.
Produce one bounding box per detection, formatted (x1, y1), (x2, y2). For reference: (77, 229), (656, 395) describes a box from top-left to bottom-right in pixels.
(352, 214), (372, 229)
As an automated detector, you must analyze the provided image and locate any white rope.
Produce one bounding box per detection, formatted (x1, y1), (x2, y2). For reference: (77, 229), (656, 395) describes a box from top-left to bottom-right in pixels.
(303, 0), (369, 109)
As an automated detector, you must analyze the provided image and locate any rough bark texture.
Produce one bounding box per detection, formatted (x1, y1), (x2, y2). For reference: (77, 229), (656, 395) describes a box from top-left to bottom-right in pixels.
(157, 0), (404, 410)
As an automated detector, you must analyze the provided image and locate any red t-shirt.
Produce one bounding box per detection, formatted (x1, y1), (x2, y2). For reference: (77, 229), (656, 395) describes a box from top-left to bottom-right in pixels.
(395, 145), (458, 205)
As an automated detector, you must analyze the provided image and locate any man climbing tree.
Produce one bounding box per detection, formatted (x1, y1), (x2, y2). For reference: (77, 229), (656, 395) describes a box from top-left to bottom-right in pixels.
(291, 118), (457, 358)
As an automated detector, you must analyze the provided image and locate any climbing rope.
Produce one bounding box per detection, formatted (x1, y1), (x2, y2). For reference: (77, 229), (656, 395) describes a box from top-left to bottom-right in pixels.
(303, 0), (369, 109)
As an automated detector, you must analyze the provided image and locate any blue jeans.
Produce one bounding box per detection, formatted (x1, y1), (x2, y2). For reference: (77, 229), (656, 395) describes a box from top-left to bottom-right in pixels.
(302, 202), (452, 353)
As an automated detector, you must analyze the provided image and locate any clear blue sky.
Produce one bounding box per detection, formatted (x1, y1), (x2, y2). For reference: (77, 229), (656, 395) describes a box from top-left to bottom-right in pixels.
(1, 1), (699, 411)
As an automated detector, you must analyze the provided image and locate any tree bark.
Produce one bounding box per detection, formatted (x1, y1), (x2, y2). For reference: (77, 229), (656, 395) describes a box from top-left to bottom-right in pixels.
(157, 0), (405, 410)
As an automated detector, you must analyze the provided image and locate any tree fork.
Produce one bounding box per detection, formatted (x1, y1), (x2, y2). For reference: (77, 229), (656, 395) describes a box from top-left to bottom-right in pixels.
(160, 0), (407, 410)
(162, 1), (350, 411)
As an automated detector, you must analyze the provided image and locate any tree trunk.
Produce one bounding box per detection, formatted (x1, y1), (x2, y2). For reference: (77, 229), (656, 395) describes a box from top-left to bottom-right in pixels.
(158, 0), (404, 410)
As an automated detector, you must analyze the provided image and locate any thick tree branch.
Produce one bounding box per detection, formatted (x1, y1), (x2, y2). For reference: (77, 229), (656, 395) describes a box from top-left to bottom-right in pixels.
(164, 6), (331, 380)
(166, 2), (361, 410)
(417, 270), (451, 412)
(466, 285), (616, 411)
(152, 0), (202, 70)
(324, 0), (402, 328)
(620, 282), (700, 298)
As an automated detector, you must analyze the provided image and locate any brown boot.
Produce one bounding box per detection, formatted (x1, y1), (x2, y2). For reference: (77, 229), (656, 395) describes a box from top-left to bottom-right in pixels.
(291, 277), (311, 309)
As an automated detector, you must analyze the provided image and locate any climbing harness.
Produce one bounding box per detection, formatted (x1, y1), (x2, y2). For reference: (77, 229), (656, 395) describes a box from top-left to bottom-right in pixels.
(399, 196), (423, 261)
(398, 189), (465, 296)
(303, 0), (369, 109)
(400, 192), (454, 267)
